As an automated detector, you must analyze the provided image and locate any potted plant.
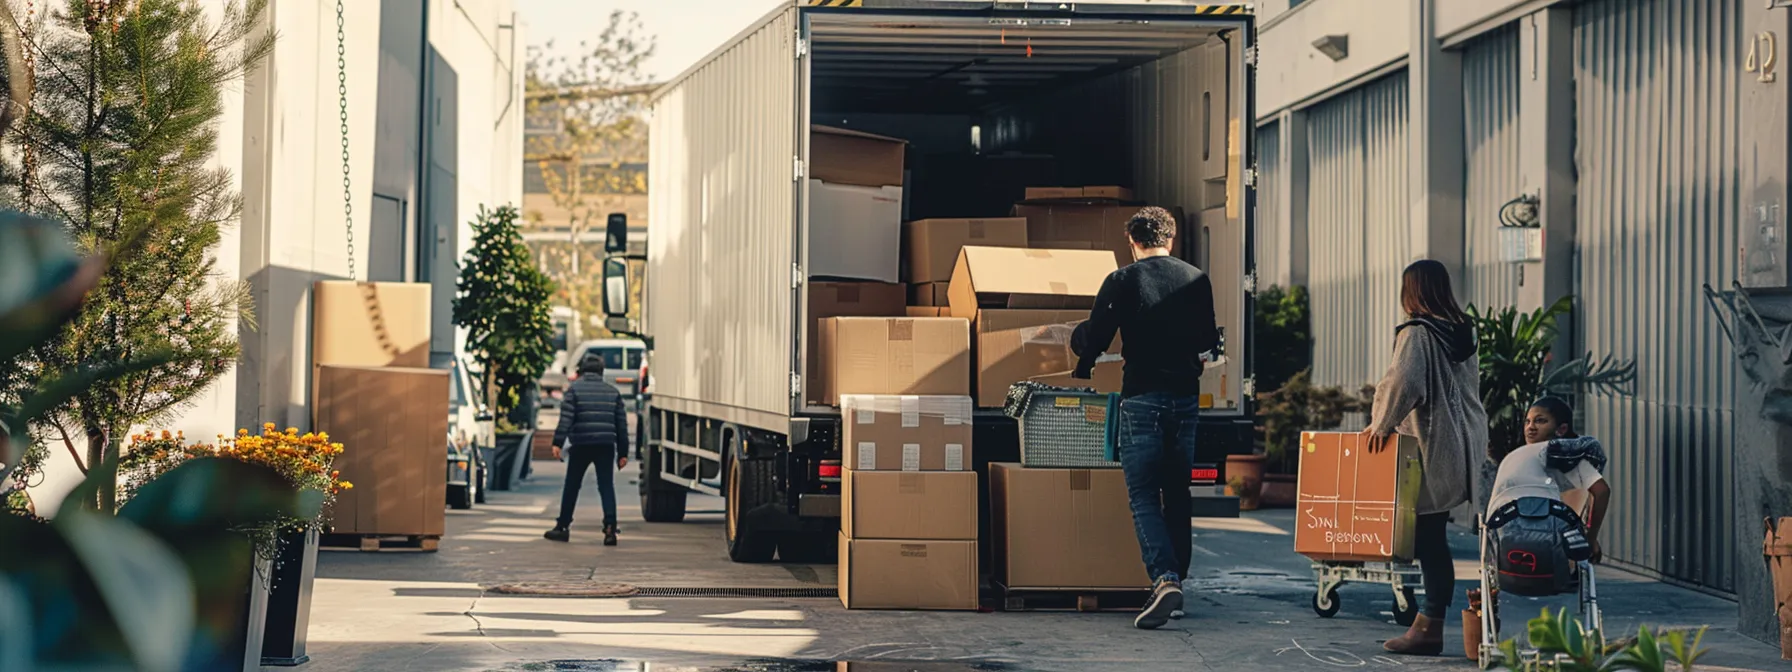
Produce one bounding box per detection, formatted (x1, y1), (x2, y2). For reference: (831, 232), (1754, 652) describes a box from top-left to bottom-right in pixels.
(1225, 467), (1263, 510)
(454, 205), (557, 491)
(119, 425), (351, 668)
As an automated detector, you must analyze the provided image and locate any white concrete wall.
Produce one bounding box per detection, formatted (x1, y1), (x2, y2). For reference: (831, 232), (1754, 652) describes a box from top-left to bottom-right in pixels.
(1256, 0), (1538, 118)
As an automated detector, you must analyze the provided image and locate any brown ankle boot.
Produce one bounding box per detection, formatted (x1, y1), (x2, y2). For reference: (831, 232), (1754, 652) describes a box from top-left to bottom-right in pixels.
(1384, 614), (1445, 656)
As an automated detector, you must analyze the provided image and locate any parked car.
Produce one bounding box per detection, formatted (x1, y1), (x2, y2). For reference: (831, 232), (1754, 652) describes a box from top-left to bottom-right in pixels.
(447, 357), (493, 509)
(561, 338), (646, 411)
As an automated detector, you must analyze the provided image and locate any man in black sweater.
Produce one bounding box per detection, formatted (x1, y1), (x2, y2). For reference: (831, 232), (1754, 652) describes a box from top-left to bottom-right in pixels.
(1072, 206), (1220, 630)
(544, 351), (631, 546)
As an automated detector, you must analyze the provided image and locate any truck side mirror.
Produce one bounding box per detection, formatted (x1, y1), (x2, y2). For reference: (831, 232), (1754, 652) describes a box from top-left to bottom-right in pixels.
(604, 213), (628, 254)
(603, 257), (630, 318)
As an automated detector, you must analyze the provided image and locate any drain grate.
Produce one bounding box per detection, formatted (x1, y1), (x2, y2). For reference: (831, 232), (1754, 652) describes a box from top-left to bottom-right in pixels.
(632, 586), (837, 598)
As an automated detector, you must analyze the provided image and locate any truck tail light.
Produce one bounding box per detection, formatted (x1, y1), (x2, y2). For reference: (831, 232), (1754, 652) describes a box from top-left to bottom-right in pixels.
(616, 377), (637, 384)
(1190, 467), (1220, 484)
(817, 461), (842, 479)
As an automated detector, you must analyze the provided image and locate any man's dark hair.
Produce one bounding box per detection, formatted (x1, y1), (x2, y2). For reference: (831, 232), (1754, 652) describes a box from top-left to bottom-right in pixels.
(1126, 206), (1177, 249)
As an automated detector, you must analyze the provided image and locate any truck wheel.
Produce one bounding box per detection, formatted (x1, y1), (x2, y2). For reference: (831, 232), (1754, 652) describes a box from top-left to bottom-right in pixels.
(639, 445), (687, 523)
(778, 532), (838, 564)
(724, 443), (777, 563)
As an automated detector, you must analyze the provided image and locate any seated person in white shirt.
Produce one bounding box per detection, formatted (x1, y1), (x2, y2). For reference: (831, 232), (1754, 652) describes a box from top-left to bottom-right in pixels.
(1486, 397), (1613, 563)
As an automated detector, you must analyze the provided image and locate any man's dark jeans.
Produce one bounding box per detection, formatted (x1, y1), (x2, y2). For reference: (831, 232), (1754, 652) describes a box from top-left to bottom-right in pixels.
(1117, 392), (1198, 584)
(556, 443), (618, 529)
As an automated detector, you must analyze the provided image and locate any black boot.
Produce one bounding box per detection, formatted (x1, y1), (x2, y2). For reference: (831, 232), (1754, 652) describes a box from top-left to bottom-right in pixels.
(544, 526), (570, 542)
(602, 524), (618, 546)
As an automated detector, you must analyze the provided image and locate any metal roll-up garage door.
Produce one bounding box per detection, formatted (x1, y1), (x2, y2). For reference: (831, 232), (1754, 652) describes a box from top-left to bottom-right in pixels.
(1306, 72), (1410, 389)
(1575, 0), (1740, 593)
(1460, 25), (1522, 312)
(1255, 121), (1284, 288)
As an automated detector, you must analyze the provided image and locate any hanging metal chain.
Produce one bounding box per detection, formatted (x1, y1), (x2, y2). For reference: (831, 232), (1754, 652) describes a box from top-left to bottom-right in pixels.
(336, 0), (355, 280)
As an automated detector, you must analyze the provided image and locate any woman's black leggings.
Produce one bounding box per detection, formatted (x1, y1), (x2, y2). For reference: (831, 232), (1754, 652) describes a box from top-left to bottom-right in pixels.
(1414, 512), (1454, 619)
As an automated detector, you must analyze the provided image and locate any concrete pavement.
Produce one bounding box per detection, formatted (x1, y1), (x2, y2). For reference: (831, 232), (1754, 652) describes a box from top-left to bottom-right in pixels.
(301, 458), (1788, 671)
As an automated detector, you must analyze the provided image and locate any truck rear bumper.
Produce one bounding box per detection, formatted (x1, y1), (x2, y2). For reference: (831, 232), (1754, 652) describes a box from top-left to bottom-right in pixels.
(798, 493), (840, 518)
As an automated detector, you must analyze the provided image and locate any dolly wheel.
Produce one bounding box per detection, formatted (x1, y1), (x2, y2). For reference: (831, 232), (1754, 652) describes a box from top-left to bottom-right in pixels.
(1312, 588), (1341, 618)
(1393, 587), (1419, 626)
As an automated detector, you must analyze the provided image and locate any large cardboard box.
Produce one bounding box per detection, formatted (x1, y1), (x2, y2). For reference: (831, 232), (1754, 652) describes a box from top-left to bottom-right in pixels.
(804, 282), (907, 405)
(842, 470), (978, 540)
(812, 125), (906, 187)
(809, 180), (903, 283)
(1294, 431), (1423, 563)
(903, 217), (1028, 283)
(989, 463), (1149, 590)
(945, 246), (1116, 319)
(841, 394), (973, 472)
(1012, 202), (1185, 269)
(910, 282), (950, 307)
(838, 532), (978, 610)
(1765, 517), (1792, 657)
(315, 365), (450, 537)
(816, 317), (970, 405)
(312, 281), (433, 368)
(973, 309), (1122, 407)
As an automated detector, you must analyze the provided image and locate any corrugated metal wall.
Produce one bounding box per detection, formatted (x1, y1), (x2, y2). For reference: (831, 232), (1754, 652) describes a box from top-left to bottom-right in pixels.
(1306, 72), (1410, 389)
(1460, 25), (1522, 312)
(647, 8), (798, 430)
(1256, 121), (1285, 288)
(1574, 0), (1739, 593)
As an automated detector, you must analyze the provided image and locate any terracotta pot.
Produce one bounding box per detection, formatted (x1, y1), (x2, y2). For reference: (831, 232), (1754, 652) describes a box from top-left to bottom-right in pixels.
(1260, 473), (1297, 508)
(1225, 454), (1266, 510)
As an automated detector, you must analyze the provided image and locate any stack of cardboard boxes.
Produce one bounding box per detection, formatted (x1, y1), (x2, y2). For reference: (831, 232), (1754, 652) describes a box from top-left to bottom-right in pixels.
(837, 394), (980, 610)
(802, 124), (1159, 603)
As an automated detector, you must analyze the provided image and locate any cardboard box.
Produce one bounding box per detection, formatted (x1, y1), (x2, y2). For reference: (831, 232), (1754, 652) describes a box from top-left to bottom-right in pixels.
(816, 317), (971, 405)
(989, 463), (1150, 590)
(905, 307), (947, 317)
(973, 309), (1122, 406)
(1294, 432), (1423, 563)
(809, 180), (903, 283)
(841, 394), (973, 472)
(314, 365), (450, 537)
(945, 246), (1117, 319)
(312, 281), (433, 369)
(812, 125), (906, 187)
(1764, 517), (1792, 657)
(1012, 202), (1184, 269)
(805, 282), (907, 405)
(842, 470), (978, 540)
(910, 282), (951, 307)
(1023, 186), (1135, 201)
(904, 218), (1028, 283)
(838, 532), (979, 610)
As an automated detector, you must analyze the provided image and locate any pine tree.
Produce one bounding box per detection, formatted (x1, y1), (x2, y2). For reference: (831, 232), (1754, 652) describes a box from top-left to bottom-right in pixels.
(3, 0), (272, 510)
(454, 205), (557, 420)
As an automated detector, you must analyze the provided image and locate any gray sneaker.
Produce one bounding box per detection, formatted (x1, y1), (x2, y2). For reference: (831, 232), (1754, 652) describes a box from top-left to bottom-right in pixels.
(1134, 580), (1183, 630)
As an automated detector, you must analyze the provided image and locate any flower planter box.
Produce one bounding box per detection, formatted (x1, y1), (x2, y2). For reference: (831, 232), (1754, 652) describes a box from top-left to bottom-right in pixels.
(1260, 473), (1297, 508)
(261, 528), (319, 666)
(1225, 454), (1266, 511)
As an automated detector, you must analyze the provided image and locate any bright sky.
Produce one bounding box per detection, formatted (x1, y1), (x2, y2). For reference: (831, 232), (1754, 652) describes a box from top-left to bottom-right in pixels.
(516, 0), (787, 82)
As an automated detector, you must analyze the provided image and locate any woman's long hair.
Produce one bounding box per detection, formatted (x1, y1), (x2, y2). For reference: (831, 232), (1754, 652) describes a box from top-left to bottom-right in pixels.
(1400, 259), (1468, 323)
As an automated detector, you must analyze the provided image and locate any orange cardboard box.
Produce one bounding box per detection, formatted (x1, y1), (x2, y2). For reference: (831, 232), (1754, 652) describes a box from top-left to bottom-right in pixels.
(1294, 431), (1423, 562)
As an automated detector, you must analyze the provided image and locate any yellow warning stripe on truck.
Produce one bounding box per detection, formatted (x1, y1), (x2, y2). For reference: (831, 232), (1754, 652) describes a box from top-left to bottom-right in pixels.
(808, 0), (862, 7)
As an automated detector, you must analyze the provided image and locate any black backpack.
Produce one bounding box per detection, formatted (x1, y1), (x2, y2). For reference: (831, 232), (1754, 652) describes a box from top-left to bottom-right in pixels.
(1484, 496), (1593, 597)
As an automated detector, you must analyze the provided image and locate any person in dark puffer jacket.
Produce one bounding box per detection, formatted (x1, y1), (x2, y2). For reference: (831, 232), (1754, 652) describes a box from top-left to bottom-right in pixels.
(544, 351), (630, 545)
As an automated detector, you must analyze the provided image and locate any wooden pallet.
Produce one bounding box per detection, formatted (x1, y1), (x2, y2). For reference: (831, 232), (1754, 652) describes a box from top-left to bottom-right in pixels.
(994, 582), (1151, 612)
(319, 533), (440, 552)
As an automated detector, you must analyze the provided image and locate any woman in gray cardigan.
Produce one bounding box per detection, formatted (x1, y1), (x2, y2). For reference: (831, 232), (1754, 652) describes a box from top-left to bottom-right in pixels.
(1361, 259), (1488, 656)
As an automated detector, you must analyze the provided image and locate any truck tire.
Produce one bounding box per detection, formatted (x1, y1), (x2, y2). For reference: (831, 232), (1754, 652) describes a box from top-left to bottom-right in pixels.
(724, 442), (778, 563)
(639, 444), (687, 523)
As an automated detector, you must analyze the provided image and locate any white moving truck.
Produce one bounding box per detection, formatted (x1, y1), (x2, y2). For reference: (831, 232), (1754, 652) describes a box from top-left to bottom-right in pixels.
(602, 0), (1258, 563)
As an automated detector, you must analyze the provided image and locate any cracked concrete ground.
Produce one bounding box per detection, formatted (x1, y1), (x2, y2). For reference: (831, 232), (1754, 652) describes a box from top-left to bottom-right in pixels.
(301, 457), (1790, 671)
